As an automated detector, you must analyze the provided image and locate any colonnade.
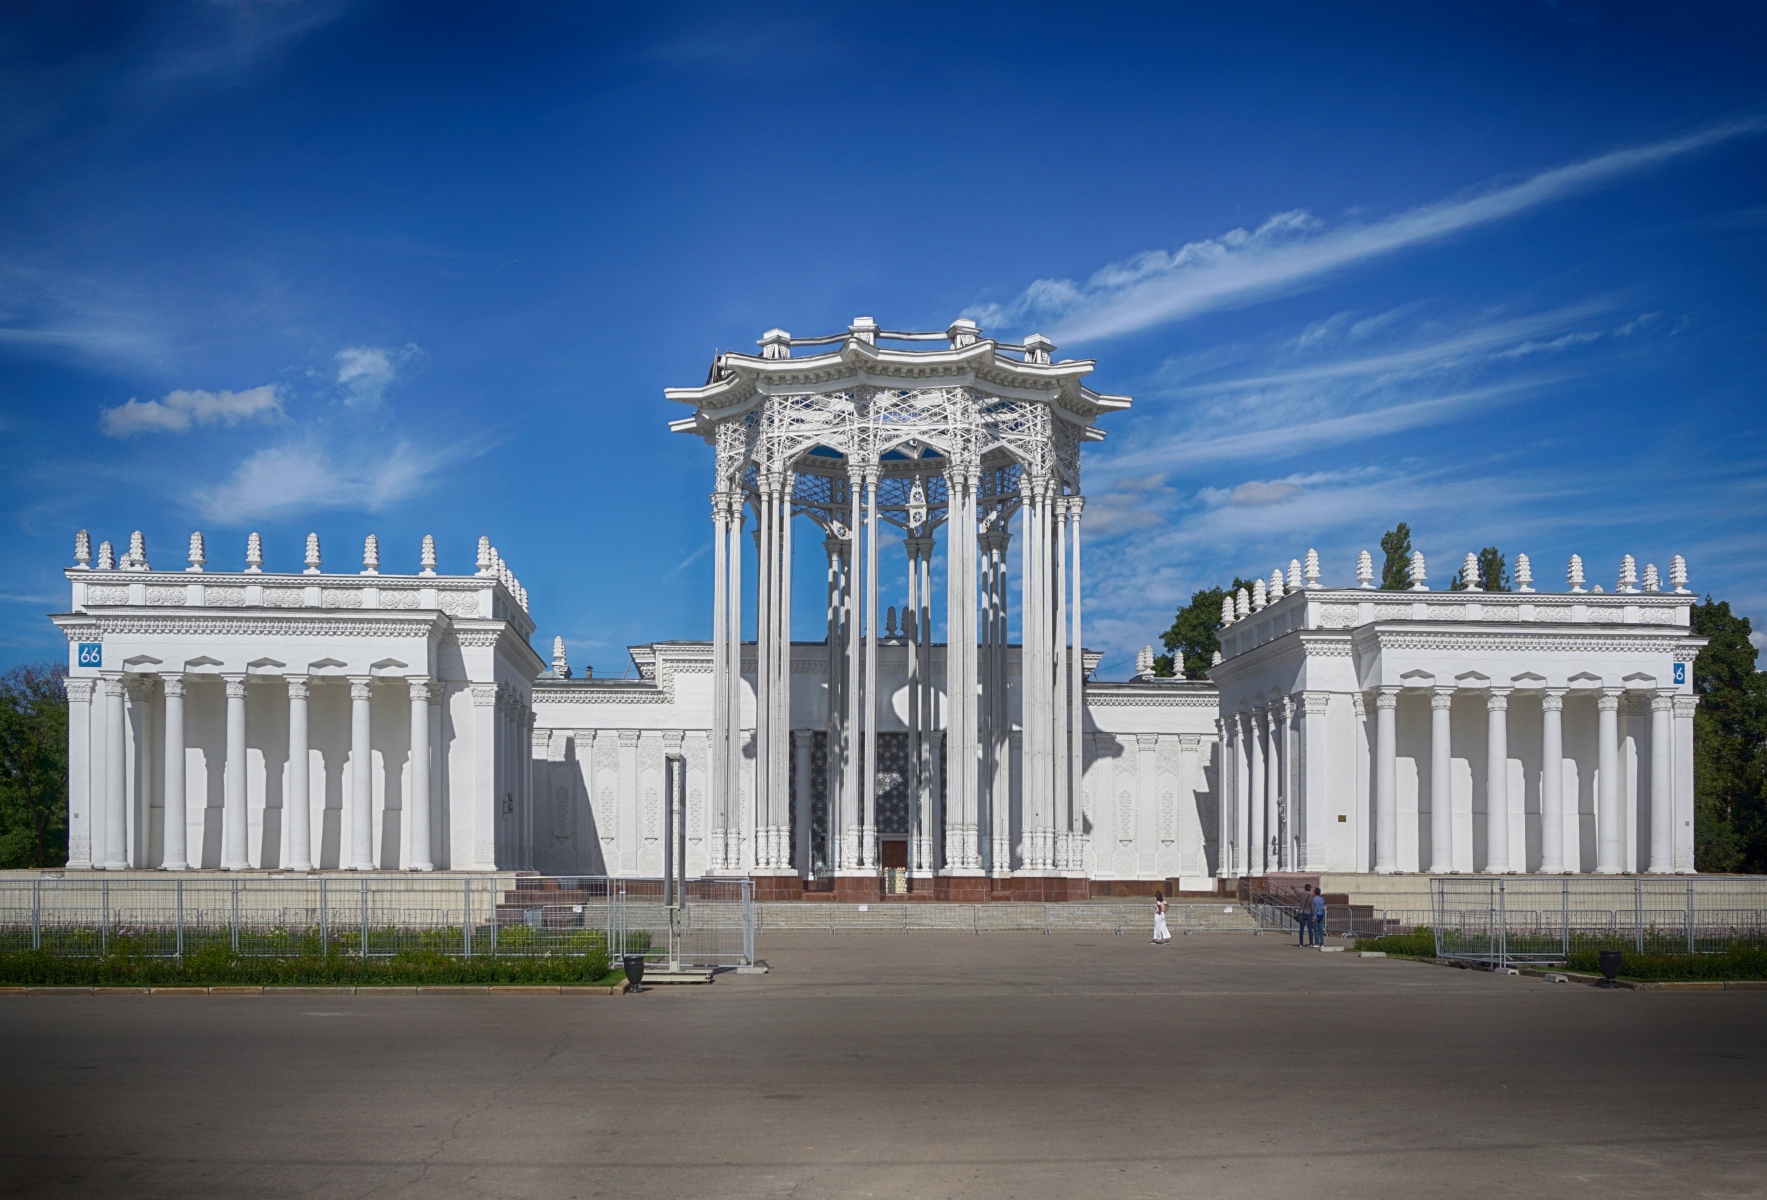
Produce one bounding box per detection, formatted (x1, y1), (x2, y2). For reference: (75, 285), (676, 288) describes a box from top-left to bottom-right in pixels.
(60, 671), (527, 871)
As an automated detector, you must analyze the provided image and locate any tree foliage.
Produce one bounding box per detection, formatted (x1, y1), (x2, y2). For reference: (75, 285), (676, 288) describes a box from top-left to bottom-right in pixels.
(0, 663), (68, 869)
(1155, 578), (1259, 678)
(1378, 523), (1412, 590)
(1450, 546), (1512, 592)
(1690, 599), (1767, 873)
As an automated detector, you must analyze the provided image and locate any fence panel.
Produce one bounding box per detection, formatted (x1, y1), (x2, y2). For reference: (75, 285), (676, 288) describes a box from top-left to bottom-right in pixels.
(1432, 877), (1767, 966)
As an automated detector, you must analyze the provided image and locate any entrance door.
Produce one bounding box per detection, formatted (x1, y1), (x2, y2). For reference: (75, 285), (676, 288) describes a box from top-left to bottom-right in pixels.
(881, 839), (908, 869)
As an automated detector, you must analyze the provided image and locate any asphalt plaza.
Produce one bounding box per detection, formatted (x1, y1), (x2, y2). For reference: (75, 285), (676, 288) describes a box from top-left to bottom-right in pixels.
(2, 931), (1764, 1199)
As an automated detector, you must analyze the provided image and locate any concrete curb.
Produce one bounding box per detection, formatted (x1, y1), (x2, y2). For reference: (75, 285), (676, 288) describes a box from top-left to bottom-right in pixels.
(6, 981), (632, 996)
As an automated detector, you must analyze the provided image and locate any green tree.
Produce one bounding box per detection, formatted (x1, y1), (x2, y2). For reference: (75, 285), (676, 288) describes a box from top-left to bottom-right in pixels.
(1448, 546), (1511, 592)
(1690, 599), (1767, 872)
(1379, 523), (1412, 590)
(0, 663), (68, 868)
(1156, 578), (1259, 678)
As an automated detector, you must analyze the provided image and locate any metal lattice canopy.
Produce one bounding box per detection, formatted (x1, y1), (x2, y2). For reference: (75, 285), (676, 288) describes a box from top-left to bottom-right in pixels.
(665, 319), (1131, 534)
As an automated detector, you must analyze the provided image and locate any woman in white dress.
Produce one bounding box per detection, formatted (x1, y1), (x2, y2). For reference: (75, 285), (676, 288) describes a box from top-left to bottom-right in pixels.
(1152, 891), (1171, 944)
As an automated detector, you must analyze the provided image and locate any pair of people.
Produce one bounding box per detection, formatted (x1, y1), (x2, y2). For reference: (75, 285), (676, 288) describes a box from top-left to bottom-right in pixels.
(1295, 886), (1327, 947)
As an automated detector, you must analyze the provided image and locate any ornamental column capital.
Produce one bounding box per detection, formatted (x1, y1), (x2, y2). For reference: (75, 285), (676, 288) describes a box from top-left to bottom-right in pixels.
(349, 677), (374, 702)
(1430, 686), (1455, 709)
(1374, 687), (1400, 710)
(1540, 688), (1565, 711)
(285, 675), (310, 701)
(63, 677), (96, 703)
(1597, 688), (1623, 711)
(1485, 687), (1510, 711)
(100, 673), (126, 699)
(1302, 691), (1332, 715)
(161, 674), (187, 699)
(224, 676), (249, 700)
(470, 684), (498, 707)
(409, 677), (435, 704)
(125, 673), (157, 701)
(1650, 690), (1675, 712)
(1673, 694), (1700, 718)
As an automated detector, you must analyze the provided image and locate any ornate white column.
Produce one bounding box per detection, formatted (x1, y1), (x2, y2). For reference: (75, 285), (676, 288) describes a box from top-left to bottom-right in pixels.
(1484, 688), (1511, 874)
(1236, 712), (1253, 876)
(862, 467), (880, 870)
(223, 675), (250, 870)
(1248, 706), (1268, 875)
(64, 678), (95, 870)
(1648, 690), (1674, 873)
(710, 492), (731, 870)
(161, 675), (188, 871)
(1266, 697), (1285, 871)
(824, 532), (846, 872)
(1215, 716), (1233, 877)
(1539, 689), (1566, 873)
(905, 538), (922, 870)
(754, 481), (773, 869)
(285, 677), (312, 871)
(1052, 495), (1069, 872)
(1596, 688), (1623, 874)
(794, 728), (813, 874)
(726, 496), (745, 871)
(348, 677), (374, 870)
(100, 674), (127, 868)
(126, 675), (153, 868)
(1673, 694), (1697, 872)
(775, 472), (795, 870)
(1068, 496), (1084, 874)
(409, 678), (435, 871)
(1429, 687), (1454, 873)
(1373, 687), (1399, 874)
(469, 684), (497, 869)
(919, 538), (937, 871)
(1298, 692), (1331, 871)
(842, 467), (864, 872)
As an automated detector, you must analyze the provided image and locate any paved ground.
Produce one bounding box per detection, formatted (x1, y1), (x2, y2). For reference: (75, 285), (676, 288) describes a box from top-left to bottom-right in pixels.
(3, 933), (1765, 1199)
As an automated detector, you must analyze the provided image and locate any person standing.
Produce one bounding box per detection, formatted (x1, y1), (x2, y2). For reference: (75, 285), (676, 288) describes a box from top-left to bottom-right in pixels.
(1152, 891), (1171, 944)
(1295, 890), (1312, 947)
(1311, 887), (1328, 947)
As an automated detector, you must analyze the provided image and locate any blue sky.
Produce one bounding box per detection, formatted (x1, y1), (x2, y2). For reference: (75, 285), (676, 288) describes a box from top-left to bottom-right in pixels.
(3, 2), (1765, 678)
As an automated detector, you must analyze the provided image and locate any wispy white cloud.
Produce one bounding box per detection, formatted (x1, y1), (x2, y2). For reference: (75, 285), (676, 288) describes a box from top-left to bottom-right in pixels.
(335, 343), (419, 407)
(188, 433), (470, 523)
(100, 384), (285, 437)
(972, 115), (1767, 344)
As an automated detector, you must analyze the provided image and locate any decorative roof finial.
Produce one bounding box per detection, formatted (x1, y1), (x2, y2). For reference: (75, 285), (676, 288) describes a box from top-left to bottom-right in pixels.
(1252, 577), (1268, 610)
(758, 328), (792, 360)
(245, 532), (263, 573)
(476, 536), (493, 576)
(1670, 554), (1689, 594)
(1235, 586), (1250, 619)
(947, 318), (981, 349)
(1567, 553), (1585, 593)
(1514, 553), (1533, 593)
(1269, 569), (1285, 601)
(187, 532), (206, 573)
(304, 533), (322, 574)
(1023, 333), (1055, 364)
(362, 534), (380, 575)
(1356, 550), (1374, 589)
(552, 635), (570, 679)
(847, 316), (878, 346)
(418, 534), (436, 575)
(1220, 595), (1235, 627)
(97, 539), (114, 570)
(1287, 559), (1302, 592)
(1462, 552), (1482, 592)
(1409, 550), (1428, 591)
(1304, 548), (1321, 589)
(1135, 645), (1154, 678)
(886, 605), (898, 639)
(1642, 562), (1660, 593)
(124, 530), (148, 571)
(1618, 554), (1637, 593)
(1211, 649), (1224, 667)
(74, 530), (91, 570)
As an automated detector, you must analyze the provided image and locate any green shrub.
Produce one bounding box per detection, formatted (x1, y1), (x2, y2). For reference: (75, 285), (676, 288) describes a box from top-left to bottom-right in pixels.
(1355, 927), (1436, 957)
(0, 941), (613, 987)
(1565, 941), (1767, 981)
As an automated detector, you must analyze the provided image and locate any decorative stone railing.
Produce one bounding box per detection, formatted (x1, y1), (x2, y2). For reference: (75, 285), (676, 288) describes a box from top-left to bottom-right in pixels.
(65, 570), (527, 630)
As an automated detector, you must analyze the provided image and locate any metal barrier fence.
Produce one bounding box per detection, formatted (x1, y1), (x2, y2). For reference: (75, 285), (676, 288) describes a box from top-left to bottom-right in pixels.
(0, 875), (753, 968)
(1432, 877), (1767, 967)
(753, 901), (1261, 936)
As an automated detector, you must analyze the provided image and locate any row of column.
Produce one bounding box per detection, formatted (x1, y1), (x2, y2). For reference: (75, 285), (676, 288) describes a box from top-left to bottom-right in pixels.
(1370, 685), (1688, 875)
(64, 672), (439, 871)
(1018, 484), (1085, 873)
(753, 471), (795, 871)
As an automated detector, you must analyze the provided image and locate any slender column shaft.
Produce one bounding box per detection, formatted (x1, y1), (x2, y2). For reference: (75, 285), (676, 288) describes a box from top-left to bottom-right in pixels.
(64, 680), (93, 870)
(409, 678), (433, 870)
(1266, 699), (1284, 871)
(1018, 484), (1035, 867)
(1649, 692), (1674, 874)
(755, 484), (773, 868)
(919, 542), (935, 870)
(1236, 714), (1253, 875)
(1540, 690), (1565, 873)
(726, 499), (745, 868)
(844, 470), (864, 870)
(1053, 495), (1069, 870)
(285, 677), (311, 871)
(823, 535), (843, 872)
(977, 529), (993, 865)
(862, 470), (879, 869)
(348, 677), (374, 870)
(1068, 498), (1084, 867)
(161, 676), (188, 871)
(965, 471), (981, 866)
(1249, 708), (1268, 875)
(101, 675), (127, 869)
(1429, 688), (1453, 873)
(710, 494), (730, 869)
(906, 540), (922, 868)
(992, 531), (1012, 872)
(1374, 688), (1399, 874)
(777, 474), (795, 864)
(1596, 690), (1623, 873)
(1485, 689), (1511, 873)
(224, 676), (250, 870)
(794, 728), (812, 873)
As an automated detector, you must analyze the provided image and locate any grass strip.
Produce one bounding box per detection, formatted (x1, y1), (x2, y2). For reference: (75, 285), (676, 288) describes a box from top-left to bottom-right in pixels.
(0, 945), (613, 988)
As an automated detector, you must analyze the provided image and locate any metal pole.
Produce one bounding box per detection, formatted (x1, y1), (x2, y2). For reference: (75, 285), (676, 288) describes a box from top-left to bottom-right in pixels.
(231, 878), (240, 954)
(320, 877), (329, 958)
(101, 879), (109, 957)
(663, 756), (675, 910)
(359, 876), (368, 958)
(1634, 877), (1644, 955)
(461, 878), (471, 958)
(1562, 877), (1569, 962)
(1687, 879), (1696, 955)
(176, 879), (184, 960)
(1497, 879), (1507, 970)
(489, 879), (498, 956)
(31, 880), (40, 952)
